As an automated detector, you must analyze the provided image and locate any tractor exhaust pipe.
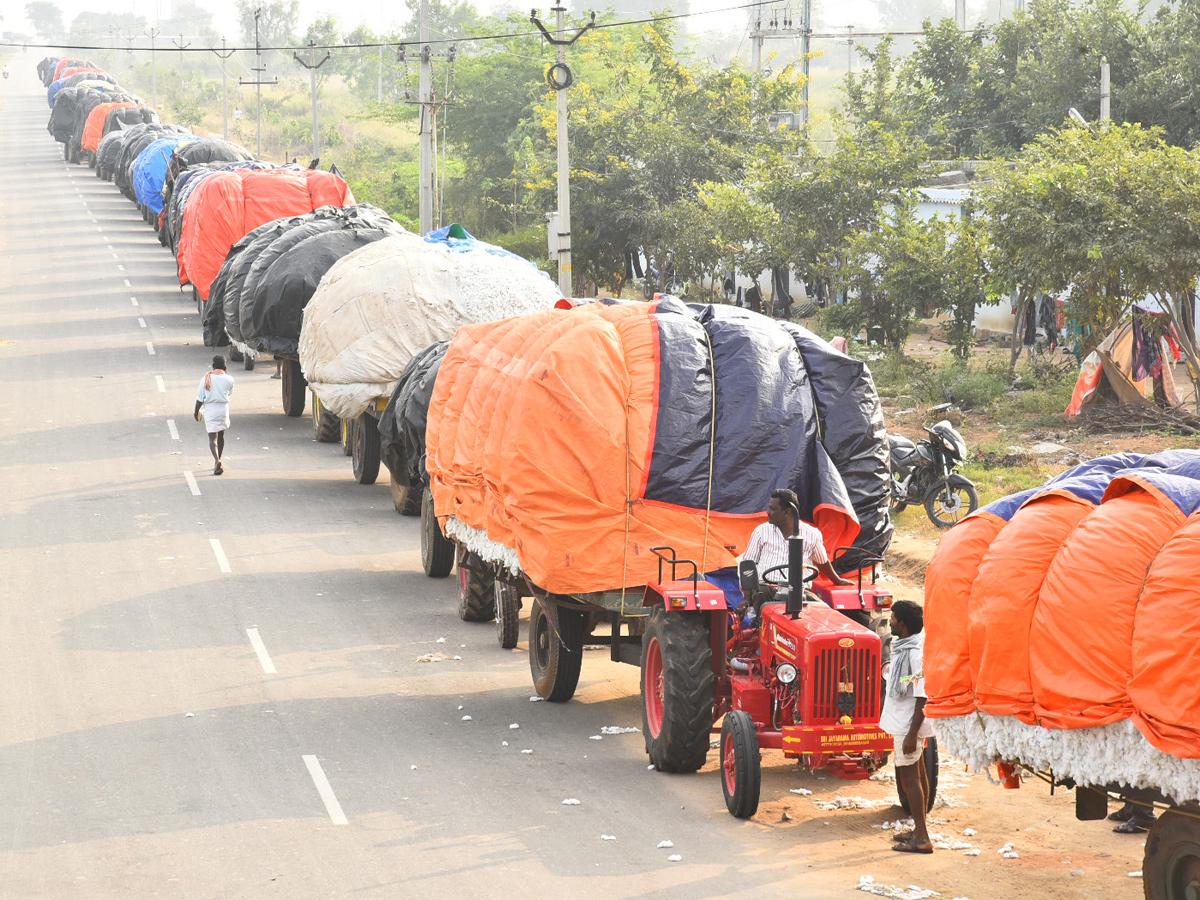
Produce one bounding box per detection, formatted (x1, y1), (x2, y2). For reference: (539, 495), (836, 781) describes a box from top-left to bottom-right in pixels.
(786, 534), (806, 618)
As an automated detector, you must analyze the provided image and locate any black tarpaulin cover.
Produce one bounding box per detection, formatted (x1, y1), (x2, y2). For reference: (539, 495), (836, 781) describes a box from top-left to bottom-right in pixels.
(378, 341), (449, 488)
(206, 205), (400, 353)
(115, 124), (190, 197)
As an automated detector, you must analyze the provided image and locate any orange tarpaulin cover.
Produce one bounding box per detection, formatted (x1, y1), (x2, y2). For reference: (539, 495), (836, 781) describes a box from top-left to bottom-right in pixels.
(425, 301), (867, 596)
(81, 101), (140, 153)
(923, 513), (1004, 719)
(969, 492), (1094, 723)
(926, 455), (1200, 759)
(1130, 512), (1200, 757)
(177, 168), (354, 300)
(1029, 479), (1184, 729)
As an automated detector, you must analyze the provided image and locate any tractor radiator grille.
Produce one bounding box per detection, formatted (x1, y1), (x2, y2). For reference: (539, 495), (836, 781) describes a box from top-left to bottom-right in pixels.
(811, 647), (881, 725)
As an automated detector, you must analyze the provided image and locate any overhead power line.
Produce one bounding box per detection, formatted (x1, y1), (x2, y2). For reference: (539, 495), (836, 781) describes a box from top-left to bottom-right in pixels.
(3, 3), (940, 56)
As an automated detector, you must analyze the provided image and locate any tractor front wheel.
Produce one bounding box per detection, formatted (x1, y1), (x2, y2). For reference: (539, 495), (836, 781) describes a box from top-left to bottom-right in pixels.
(640, 607), (714, 773)
(529, 597), (584, 702)
(420, 487), (454, 578)
(281, 358), (307, 417)
(495, 581), (521, 649)
(720, 710), (761, 819)
(1143, 805), (1200, 900)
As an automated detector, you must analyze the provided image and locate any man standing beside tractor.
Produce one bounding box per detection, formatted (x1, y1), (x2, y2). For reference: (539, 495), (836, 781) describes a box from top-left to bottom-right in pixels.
(883, 599), (938, 854)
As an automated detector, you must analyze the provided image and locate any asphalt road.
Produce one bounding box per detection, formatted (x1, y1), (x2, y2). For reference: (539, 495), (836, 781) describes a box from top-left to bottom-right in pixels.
(0, 62), (857, 900)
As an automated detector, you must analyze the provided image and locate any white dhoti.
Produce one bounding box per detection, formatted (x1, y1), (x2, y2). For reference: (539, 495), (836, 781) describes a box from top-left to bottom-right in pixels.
(200, 402), (230, 433)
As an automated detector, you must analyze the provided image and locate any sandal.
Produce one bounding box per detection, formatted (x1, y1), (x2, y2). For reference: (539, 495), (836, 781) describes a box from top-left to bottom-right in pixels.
(891, 830), (916, 843)
(1113, 820), (1148, 834)
(892, 839), (934, 854)
(1108, 806), (1134, 823)
(214, 463), (224, 475)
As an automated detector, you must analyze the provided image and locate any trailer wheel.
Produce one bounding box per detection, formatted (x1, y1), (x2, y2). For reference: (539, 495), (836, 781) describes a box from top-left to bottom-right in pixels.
(243, 354), (256, 371)
(720, 710), (761, 819)
(340, 418), (354, 455)
(229, 346), (244, 363)
(281, 358), (306, 417)
(641, 607), (714, 773)
(390, 471), (421, 515)
(458, 550), (496, 622)
(1144, 806), (1200, 900)
(420, 487), (454, 578)
(351, 414), (381, 485)
(897, 737), (939, 814)
(496, 582), (521, 649)
(312, 394), (340, 443)
(529, 597), (584, 702)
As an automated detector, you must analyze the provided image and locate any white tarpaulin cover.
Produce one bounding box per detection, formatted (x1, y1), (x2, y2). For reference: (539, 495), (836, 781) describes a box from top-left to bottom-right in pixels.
(298, 229), (562, 419)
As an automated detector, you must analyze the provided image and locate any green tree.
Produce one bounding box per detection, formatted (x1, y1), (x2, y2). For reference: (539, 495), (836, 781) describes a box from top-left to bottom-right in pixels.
(236, 0), (298, 47)
(977, 121), (1200, 400)
(26, 1), (64, 39)
(401, 0), (479, 41)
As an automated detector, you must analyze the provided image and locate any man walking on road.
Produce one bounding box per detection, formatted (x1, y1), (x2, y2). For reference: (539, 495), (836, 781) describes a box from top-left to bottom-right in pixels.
(882, 599), (937, 854)
(194, 354), (234, 475)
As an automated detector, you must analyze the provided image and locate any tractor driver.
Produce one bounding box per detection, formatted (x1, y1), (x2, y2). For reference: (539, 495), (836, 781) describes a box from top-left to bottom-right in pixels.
(741, 488), (852, 597)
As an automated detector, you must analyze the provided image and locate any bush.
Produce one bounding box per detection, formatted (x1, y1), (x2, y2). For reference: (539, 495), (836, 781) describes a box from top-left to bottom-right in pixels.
(914, 365), (1008, 410)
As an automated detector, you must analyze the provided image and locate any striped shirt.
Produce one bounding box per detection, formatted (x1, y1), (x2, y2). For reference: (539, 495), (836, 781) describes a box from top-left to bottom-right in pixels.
(740, 520), (829, 582)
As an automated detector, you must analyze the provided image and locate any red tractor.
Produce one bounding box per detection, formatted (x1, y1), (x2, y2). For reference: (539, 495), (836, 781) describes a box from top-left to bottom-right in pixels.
(640, 538), (897, 818)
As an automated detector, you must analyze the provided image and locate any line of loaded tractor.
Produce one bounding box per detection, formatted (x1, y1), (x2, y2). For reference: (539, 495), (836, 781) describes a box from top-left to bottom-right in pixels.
(38, 57), (1199, 895)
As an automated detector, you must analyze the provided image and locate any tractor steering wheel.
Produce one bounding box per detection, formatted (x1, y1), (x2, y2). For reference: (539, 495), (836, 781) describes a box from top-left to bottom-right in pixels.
(760, 563), (816, 587)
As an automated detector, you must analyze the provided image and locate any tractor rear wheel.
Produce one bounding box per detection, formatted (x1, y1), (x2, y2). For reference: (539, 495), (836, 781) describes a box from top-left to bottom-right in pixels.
(897, 737), (939, 814)
(281, 358), (306, 417)
(640, 607), (714, 773)
(390, 471), (421, 516)
(529, 597), (584, 702)
(457, 550), (495, 622)
(420, 487), (454, 578)
(351, 414), (381, 485)
(720, 710), (761, 819)
(1144, 805), (1200, 900)
(312, 393), (340, 443)
(496, 582), (521, 649)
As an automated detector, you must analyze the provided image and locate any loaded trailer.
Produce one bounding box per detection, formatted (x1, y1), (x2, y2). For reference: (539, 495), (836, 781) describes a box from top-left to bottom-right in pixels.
(923, 450), (1200, 899)
(409, 297), (905, 806)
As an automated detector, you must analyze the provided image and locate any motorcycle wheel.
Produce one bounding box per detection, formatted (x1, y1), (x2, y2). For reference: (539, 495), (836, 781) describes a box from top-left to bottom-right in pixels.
(924, 476), (979, 528)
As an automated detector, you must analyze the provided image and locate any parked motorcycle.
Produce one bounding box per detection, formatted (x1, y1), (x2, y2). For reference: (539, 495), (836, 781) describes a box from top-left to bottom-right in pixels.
(887, 404), (979, 528)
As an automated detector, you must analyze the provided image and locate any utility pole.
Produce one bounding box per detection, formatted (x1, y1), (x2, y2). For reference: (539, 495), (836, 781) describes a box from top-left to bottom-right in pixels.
(750, 2), (764, 72)
(845, 25), (854, 74)
(212, 39), (235, 140)
(747, 2), (811, 131)
(799, 0), (811, 130)
(955, 0), (966, 28)
(1100, 57), (1111, 122)
(144, 27), (160, 108)
(377, 46), (383, 102)
(531, 6), (595, 296)
(171, 33), (190, 66)
(419, 0), (433, 234)
(293, 40), (331, 161)
(239, 9), (279, 159)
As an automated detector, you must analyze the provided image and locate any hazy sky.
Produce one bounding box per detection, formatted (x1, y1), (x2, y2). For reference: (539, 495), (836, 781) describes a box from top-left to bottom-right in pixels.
(9, 0), (899, 46)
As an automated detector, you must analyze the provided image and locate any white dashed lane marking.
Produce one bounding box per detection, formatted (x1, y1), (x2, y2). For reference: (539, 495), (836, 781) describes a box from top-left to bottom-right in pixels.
(302, 756), (348, 825)
(246, 628), (277, 674)
(167, 420), (179, 441)
(146, 342), (155, 355)
(155, 375), (165, 392)
(209, 539), (231, 573)
(184, 471), (200, 496)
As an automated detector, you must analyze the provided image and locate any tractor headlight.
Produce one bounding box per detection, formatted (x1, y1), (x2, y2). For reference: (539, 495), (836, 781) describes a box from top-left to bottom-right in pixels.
(776, 663), (798, 684)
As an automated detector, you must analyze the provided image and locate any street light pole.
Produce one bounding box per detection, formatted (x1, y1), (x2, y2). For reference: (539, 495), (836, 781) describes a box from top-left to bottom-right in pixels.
(294, 40), (331, 161)
(530, 6), (595, 297)
(212, 39), (235, 140)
